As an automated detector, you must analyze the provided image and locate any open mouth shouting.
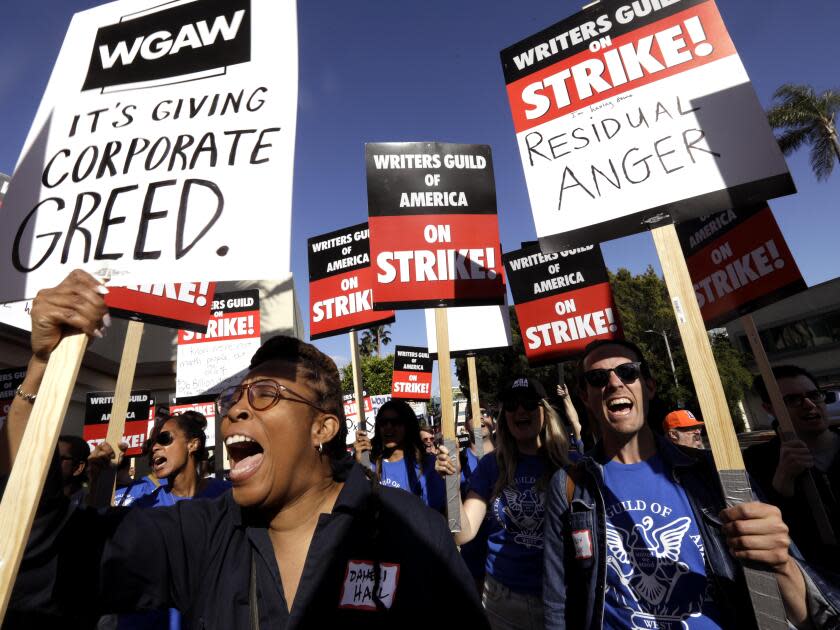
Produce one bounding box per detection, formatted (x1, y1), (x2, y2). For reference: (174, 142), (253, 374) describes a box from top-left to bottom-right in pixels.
(152, 455), (168, 473)
(606, 397), (634, 418)
(226, 434), (265, 483)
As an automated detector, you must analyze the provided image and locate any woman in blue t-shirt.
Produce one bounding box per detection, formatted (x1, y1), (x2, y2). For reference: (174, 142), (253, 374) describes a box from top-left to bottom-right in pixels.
(354, 399), (445, 512)
(90, 410), (229, 629)
(437, 378), (569, 630)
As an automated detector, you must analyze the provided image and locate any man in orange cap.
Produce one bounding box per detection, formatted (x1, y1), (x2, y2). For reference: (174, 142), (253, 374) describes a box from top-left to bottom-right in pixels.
(662, 409), (705, 449)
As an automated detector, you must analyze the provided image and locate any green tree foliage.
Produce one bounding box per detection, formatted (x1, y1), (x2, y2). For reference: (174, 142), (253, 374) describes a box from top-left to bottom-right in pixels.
(766, 83), (840, 181)
(359, 325), (393, 357)
(340, 353), (393, 395)
(609, 267), (752, 431)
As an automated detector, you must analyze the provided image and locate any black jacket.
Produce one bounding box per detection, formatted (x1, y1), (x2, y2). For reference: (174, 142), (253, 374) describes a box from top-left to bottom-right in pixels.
(8, 462), (488, 629)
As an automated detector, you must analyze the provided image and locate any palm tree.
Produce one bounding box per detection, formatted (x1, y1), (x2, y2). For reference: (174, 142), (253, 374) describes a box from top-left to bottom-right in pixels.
(766, 84), (840, 181)
(360, 325), (392, 357)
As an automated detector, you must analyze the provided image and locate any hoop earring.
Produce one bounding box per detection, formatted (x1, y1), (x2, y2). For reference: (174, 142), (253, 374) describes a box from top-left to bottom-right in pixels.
(318, 442), (323, 454)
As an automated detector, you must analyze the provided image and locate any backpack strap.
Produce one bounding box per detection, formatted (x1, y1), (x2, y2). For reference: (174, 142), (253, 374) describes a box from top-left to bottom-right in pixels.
(149, 474), (161, 489)
(565, 463), (582, 506)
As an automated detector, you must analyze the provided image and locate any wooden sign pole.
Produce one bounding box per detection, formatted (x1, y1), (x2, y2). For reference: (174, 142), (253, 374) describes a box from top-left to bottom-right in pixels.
(741, 314), (836, 545)
(0, 334), (88, 619)
(467, 355), (483, 458)
(652, 223), (787, 629)
(349, 330), (370, 468)
(91, 320), (145, 507)
(435, 308), (461, 532)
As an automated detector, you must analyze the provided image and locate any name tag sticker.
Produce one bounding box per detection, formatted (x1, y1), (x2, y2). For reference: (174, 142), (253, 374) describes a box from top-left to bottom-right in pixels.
(338, 559), (400, 611)
(572, 529), (593, 560)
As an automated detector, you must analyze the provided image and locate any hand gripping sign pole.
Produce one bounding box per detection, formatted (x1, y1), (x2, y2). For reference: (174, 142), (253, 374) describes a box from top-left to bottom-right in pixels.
(435, 308), (461, 532)
(466, 355), (483, 458)
(349, 330), (370, 468)
(651, 224), (787, 630)
(740, 314), (836, 545)
(91, 320), (145, 507)
(0, 334), (87, 618)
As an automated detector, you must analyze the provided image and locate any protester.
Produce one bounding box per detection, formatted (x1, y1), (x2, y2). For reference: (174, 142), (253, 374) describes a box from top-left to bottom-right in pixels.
(543, 339), (840, 629)
(555, 384), (584, 453)
(3, 270), (488, 628)
(354, 400), (445, 512)
(744, 365), (840, 577)
(662, 408), (705, 449)
(437, 377), (569, 629)
(419, 423), (437, 455)
(57, 434), (90, 507)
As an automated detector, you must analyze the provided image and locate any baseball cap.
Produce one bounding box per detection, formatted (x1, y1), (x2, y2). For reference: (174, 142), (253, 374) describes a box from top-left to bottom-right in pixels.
(500, 377), (547, 402)
(663, 409), (703, 431)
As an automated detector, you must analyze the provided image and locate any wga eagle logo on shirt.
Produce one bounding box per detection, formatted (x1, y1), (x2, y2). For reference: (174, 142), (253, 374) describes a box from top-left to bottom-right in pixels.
(494, 482), (545, 549)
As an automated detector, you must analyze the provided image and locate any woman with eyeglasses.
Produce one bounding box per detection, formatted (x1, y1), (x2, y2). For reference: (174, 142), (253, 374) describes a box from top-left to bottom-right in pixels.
(354, 399), (446, 512)
(436, 377), (569, 629)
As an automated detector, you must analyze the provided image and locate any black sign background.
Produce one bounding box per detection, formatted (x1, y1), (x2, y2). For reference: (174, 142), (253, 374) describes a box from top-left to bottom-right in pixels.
(393, 346), (433, 373)
(503, 244), (609, 305)
(308, 222), (372, 282)
(85, 390), (153, 425)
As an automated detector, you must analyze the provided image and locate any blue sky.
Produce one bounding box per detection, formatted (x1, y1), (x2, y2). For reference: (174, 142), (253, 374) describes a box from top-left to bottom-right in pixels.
(1, 0), (838, 383)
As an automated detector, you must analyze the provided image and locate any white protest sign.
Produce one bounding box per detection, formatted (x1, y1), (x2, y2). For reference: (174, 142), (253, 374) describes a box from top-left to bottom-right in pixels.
(0, 301), (33, 332)
(176, 289), (261, 397)
(0, 0), (297, 302)
(500, 0), (794, 250)
(424, 303), (512, 355)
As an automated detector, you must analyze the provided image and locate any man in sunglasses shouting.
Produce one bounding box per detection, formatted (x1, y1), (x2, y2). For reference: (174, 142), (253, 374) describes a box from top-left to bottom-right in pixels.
(543, 339), (839, 629)
(744, 365), (840, 578)
(1, 270), (487, 629)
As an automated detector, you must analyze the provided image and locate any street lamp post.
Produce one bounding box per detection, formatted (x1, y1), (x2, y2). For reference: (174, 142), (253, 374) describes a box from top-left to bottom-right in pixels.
(644, 329), (680, 394)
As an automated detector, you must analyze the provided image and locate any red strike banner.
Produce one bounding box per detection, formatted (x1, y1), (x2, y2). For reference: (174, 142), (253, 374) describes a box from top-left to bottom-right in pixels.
(678, 205), (806, 327)
(105, 282), (216, 332)
(391, 345), (433, 401)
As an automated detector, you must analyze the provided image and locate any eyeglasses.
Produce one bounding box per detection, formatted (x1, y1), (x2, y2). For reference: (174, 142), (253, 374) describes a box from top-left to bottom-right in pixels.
(153, 430), (175, 447)
(215, 379), (327, 417)
(583, 362), (643, 388)
(501, 395), (540, 412)
(783, 390), (826, 408)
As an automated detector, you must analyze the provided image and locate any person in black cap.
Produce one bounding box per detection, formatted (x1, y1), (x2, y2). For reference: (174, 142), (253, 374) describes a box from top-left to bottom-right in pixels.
(436, 376), (569, 629)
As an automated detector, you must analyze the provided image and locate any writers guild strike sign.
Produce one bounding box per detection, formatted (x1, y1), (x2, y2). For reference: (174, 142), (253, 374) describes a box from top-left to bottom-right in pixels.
(503, 243), (622, 364)
(391, 346), (433, 401)
(105, 281), (216, 332)
(0, 367), (27, 429)
(176, 289), (261, 397)
(366, 142), (505, 309)
(84, 390), (155, 456)
(308, 222), (395, 340)
(0, 0), (297, 302)
(501, 0), (794, 252)
(677, 204), (806, 328)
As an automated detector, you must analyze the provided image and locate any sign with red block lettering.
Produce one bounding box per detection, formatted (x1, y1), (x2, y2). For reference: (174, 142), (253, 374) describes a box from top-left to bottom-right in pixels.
(503, 243), (622, 364)
(366, 142), (505, 309)
(84, 390), (154, 456)
(677, 204), (806, 328)
(308, 222), (395, 340)
(176, 289), (261, 397)
(501, 0), (794, 251)
(105, 282), (216, 332)
(170, 395), (218, 448)
(391, 346), (433, 401)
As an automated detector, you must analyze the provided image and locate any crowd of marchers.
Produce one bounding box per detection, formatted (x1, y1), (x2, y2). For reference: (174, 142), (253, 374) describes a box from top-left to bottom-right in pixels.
(0, 270), (838, 629)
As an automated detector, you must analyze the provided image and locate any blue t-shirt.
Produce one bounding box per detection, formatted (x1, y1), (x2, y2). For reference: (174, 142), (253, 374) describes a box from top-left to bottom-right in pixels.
(116, 476), (230, 630)
(114, 475), (166, 507)
(601, 454), (724, 629)
(468, 454), (546, 594)
(376, 454), (445, 512)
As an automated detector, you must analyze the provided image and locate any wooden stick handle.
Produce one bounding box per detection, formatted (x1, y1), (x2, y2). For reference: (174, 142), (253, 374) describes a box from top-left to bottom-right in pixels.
(467, 355), (483, 458)
(435, 308), (461, 532)
(651, 224), (787, 629)
(0, 333), (88, 619)
(349, 330), (370, 468)
(740, 314), (836, 545)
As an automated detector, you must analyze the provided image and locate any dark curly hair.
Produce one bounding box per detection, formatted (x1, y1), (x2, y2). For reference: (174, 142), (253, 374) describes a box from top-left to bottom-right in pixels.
(249, 335), (348, 465)
(146, 410), (208, 467)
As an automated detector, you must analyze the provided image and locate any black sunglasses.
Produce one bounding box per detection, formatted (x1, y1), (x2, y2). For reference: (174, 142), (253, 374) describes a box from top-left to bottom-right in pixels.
(215, 379), (327, 417)
(583, 362), (643, 388)
(153, 430), (175, 447)
(501, 395), (540, 412)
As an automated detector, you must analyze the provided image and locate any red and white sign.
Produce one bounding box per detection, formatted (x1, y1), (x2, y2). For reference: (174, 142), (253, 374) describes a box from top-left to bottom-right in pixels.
(366, 143), (505, 309)
(391, 346), (433, 401)
(308, 223), (394, 340)
(501, 0), (794, 251)
(83, 390), (154, 456)
(105, 282), (216, 332)
(677, 205), (806, 327)
(503, 244), (622, 364)
(176, 289), (261, 397)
